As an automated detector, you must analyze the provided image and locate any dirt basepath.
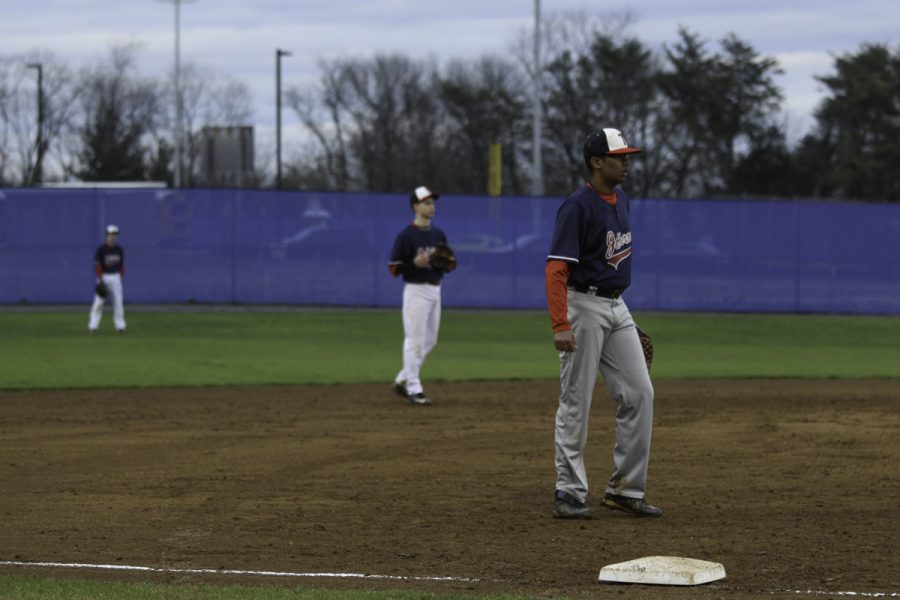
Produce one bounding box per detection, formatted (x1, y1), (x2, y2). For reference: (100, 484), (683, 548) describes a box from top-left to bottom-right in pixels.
(1, 379), (898, 599)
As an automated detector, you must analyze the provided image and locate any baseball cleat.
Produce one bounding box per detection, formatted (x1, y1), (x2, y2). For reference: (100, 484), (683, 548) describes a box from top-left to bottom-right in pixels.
(408, 392), (432, 406)
(553, 491), (591, 519)
(391, 381), (409, 399)
(601, 493), (662, 518)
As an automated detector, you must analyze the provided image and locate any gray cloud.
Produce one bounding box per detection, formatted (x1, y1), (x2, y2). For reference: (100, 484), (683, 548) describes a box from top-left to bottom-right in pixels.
(2, 0), (898, 150)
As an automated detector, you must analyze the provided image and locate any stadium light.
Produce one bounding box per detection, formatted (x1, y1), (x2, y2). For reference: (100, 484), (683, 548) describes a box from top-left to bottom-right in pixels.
(276, 49), (292, 190)
(532, 0), (544, 196)
(157, 0), (197, 188)
(26, 63), (44, 185)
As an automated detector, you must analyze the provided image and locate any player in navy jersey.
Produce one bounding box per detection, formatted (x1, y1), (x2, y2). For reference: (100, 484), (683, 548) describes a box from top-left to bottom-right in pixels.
(88, 224), (126, 333)
(388, 186), (453, 406)
(545, 129), (661, 519)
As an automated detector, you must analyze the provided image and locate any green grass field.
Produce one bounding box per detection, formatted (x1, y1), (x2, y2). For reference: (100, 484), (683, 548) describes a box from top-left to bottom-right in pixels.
(1, 309), (899, 390)
(1, 308), (898, 599)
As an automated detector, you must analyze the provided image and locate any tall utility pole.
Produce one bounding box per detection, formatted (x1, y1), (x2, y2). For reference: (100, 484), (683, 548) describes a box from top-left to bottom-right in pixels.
(26, 63), (44, 186)
(275, 48), (292, 190)
(157, 0), (196, 188)
(531, 0), (544, 196)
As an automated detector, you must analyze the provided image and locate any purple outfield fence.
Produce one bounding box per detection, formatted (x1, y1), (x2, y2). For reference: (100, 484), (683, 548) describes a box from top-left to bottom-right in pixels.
(1, 188), (898, 314)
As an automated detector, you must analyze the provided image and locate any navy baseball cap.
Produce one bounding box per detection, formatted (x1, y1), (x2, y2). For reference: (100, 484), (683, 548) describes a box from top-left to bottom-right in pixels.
(583, 128), (642, 162)
(410, 185), (439, 207)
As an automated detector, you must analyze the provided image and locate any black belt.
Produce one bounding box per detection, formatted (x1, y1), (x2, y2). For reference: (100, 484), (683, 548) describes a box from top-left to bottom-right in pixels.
(570, 284), (624, 299)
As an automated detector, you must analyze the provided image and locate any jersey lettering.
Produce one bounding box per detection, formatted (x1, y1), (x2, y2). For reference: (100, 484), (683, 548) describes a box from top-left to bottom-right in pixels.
(96, 244), (124, 274)
(606, 231), (632, 269)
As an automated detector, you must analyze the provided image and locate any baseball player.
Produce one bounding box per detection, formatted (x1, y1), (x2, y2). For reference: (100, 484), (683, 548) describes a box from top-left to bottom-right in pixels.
(388, 186), (454, 406)
(545, 128), (661, 519)
(88, 224), (126, 334)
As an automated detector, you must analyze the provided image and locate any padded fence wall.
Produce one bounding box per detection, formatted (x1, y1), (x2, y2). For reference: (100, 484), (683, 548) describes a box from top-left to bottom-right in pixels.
(1, 188), (899, 314)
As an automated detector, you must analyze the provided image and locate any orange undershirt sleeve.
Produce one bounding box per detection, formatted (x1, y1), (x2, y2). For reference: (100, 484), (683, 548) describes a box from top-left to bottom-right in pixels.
(545, 260), (573, 333)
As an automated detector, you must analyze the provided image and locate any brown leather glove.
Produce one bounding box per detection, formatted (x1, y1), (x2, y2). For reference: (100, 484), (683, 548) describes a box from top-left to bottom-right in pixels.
(429, 243), (457, 273)
(636, 326), (653, 371)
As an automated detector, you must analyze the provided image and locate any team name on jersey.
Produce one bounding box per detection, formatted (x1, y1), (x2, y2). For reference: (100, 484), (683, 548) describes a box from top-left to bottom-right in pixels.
(104, 255), (121, 267)
(606, 231), (632, 269)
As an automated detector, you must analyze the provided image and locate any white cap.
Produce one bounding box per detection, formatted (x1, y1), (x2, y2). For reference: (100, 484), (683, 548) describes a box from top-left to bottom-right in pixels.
(106, 224), (120, 235)
(410, 186), (440, 205)
(583, 128), (643, 159)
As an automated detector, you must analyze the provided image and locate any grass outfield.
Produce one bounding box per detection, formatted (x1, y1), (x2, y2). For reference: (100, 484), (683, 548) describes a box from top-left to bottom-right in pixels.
(0, 308), (898, 389)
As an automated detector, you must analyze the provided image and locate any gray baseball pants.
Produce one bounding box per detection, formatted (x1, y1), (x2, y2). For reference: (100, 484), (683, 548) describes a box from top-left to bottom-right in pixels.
(554, 290), (654, 503)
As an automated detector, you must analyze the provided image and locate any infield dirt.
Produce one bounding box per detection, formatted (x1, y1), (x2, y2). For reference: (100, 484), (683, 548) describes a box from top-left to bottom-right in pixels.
(1, 379), (898, 599)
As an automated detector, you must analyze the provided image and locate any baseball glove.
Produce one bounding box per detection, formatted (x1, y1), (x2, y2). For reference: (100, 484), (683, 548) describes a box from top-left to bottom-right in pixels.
(636, 326), (653, 371)
(430, 243), (457, 273)
(95, 280), (109, 298)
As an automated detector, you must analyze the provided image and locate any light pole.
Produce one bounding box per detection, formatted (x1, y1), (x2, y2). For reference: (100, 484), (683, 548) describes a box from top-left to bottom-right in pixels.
(26, 62), (44, 185)
(276, 48), (291, 190)
(531, 0), (544, 196)
(157, 0), (196, 188)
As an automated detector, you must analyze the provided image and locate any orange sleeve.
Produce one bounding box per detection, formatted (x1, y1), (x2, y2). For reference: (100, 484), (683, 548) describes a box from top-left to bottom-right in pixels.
(545, 260), (572, 333)
(95, 263), (103, 278)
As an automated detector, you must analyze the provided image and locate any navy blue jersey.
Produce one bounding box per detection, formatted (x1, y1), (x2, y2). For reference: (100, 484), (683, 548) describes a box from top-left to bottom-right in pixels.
(95, 244), (124, 274)
(547, 184), (632, 291)
(389, 225), (448, 284)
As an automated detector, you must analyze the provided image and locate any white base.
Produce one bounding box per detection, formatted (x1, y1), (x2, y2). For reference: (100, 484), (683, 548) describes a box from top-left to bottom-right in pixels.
(598, 556), (726, 586)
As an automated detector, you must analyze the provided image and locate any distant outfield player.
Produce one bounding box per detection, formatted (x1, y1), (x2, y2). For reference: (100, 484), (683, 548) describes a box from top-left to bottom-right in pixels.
(88, 224), (126, 334)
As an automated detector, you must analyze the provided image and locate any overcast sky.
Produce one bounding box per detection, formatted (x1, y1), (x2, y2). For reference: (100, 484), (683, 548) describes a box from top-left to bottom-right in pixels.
(2, 0), (898, 158)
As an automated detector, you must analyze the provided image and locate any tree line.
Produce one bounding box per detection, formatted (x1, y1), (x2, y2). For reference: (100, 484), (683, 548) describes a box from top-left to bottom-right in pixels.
(1, 14), (898, 202)
(0, 44), (254, 189)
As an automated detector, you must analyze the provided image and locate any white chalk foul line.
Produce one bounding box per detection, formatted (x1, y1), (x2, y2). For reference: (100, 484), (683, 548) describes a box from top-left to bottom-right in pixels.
(6, 562), (894, 596)
(0, 560), (480, 583)
(781, 590), (900, 598)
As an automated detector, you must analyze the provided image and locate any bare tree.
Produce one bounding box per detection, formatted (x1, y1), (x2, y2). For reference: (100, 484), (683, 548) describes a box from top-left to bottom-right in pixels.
(510, 9), (636, 81)
(285, 59), (351, 190)
(0, 54), (79, 186)
(159, 62), (255, 186)
(439, 56), (530, 195)
(0, 61), (12, 185)
(509, 10), (640, 195)
(539, 31), (659, 196)
(287, 54), (445, 193)
(67, 44), (161, 182)
(340, 54), (444, 192)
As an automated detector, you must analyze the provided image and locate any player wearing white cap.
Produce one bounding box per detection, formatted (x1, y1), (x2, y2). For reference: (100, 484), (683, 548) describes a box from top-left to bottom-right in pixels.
(88, 224), (126, 333)
(388, 186), (454, 406)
